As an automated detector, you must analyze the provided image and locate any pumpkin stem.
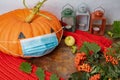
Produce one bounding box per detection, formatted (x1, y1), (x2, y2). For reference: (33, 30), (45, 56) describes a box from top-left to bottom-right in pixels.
(25, 0), (47, 23)
(23, 0), (28, 8)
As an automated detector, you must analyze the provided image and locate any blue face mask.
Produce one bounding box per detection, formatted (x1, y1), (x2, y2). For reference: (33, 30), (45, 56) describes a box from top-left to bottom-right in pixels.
(20, 33), (58, 57)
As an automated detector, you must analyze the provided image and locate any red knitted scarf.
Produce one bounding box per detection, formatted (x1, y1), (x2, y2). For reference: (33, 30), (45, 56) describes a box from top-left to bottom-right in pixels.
(63, 30), (112, 51)
(0, 52), (63, 80)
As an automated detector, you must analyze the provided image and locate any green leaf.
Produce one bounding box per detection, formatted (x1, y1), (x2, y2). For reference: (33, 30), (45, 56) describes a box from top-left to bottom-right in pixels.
(50, 74), (59, 80)
(112, 41), (120, 54)
(87, 57), (94, 63)
(107, 64), (119, 79)
(69, 72), (89, 80)
(91, 65), (101, 74)
(93, 53), (100, 59)
(113, 65), (120, 74)
(79, 72), (89, 80)
(86, 42), (101, 53)
(103, 76), (108, 80)
(110, 21), (120, 39)
(19, 62), (32, 74)
(69, 72), (81, 80)
(80, 43), (89, 55)
(80, 42), (100, 56)
(35, 67), (45, 80)
(112, 21), (120, 33)
(113, 34), (120, 38)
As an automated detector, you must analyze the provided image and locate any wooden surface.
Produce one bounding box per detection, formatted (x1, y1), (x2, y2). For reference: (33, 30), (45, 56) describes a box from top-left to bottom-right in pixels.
(28, 26), (117, 80)
(28, 39), (77, 80)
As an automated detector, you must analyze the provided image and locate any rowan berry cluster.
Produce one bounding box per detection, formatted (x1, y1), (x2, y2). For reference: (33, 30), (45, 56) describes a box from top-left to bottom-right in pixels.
(74, 52), (86, 67)
(77, 63), (91, 72)
(103, 48), (118, 65)
(89, 74), (100, 80)
(104, 55), (118, 65)
(74, 52), (91, 72)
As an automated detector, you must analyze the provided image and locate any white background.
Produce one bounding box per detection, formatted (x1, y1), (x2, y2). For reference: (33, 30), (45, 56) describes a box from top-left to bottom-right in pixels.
(0, 0), (120, 24)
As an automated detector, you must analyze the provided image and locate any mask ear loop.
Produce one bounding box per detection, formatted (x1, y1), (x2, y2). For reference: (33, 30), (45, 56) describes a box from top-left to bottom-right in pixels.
(55, 27), (64, 44)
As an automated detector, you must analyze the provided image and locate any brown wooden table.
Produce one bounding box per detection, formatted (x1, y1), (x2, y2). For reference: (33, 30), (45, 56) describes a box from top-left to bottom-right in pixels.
(28, 26), (119, 80)
(28, 39), (77, 80)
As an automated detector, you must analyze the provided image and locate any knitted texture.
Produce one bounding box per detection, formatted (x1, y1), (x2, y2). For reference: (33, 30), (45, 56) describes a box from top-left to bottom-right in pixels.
(63, 30), (112, 51)
(0, 52), (63, 80)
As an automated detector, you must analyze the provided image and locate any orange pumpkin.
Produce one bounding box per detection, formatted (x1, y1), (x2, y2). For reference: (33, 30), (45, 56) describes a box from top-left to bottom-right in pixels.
(0, 0), (63, 57)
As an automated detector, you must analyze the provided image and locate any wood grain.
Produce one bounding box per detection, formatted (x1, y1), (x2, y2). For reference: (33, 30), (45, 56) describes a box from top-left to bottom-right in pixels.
(28, 39), (77, 79)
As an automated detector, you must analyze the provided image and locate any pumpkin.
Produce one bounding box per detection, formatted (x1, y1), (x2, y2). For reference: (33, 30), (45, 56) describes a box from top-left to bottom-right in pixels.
(0, 0), (63, 57)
